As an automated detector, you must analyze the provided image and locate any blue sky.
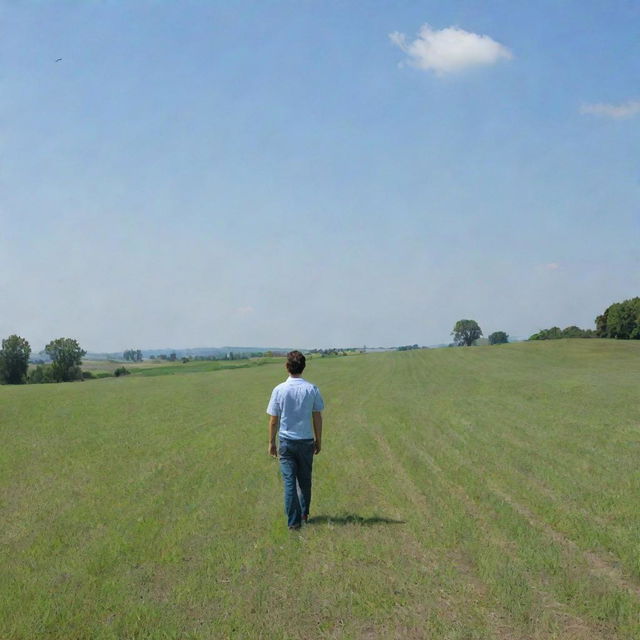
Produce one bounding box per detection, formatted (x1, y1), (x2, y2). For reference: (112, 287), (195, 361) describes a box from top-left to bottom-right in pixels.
(2, 1), (638, 351)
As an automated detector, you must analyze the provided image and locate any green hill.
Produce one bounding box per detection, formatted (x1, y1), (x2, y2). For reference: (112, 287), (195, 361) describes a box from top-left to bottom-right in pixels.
(2, 340), (639, 638)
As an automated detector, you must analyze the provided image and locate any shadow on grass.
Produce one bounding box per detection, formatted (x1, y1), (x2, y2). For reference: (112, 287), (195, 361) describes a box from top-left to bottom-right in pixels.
(307, 514), (405, 526)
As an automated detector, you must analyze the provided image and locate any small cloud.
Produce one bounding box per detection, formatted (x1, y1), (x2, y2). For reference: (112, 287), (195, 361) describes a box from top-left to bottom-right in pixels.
(389, 23), (512, 75)
(580, 100), (640, 119)
(236, 306), (254, 316)
(535, 263), (560, 273)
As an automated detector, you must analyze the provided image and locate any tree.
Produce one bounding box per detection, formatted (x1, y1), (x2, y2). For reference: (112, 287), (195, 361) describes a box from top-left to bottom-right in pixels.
(452, 319), (482, 346)
(595, 309), (609, 337)
(44, 338), (86, 382)
(0, 334), (31, 384)
(488, 331), (509, 345)
(596, 297), (640, 339)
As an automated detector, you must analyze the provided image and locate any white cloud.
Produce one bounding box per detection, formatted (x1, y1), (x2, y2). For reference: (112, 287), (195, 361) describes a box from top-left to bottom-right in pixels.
(580, 100), (640, 119)
(236, 306), (254, 316)
(535, 262), (560, 274)
(389, 23), (512, 75)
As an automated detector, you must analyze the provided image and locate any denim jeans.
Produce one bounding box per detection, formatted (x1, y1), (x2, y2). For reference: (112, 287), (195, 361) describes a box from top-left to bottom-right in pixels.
(278, 437), (315, 527)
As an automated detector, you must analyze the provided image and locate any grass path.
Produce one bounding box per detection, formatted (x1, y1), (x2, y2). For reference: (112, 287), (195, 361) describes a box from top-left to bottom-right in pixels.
(1, 340), (639, 638)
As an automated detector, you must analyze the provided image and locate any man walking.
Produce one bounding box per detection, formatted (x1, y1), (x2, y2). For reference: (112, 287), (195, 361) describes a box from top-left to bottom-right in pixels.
(267, 351), (324, 530)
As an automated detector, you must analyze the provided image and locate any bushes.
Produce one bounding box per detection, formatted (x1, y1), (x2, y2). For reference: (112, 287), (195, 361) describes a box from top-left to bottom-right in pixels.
(27, 364), (55, 384)
(28, 367), (122, 383)
(488, 331), (509, 345)
(529, 326), (595, 340)
(28, 364), (88, 384)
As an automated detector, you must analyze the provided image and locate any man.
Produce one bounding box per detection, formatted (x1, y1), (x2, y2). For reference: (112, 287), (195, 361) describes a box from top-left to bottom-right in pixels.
(267, 351), (324, 530)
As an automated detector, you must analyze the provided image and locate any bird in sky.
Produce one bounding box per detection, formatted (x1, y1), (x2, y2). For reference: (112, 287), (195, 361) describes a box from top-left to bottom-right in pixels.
(55, 58), (62, 62)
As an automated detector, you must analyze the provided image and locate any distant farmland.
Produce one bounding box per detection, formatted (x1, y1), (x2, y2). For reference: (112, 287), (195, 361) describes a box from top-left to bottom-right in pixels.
(80, 356), (282, 377)
(2, 340), (639, 638)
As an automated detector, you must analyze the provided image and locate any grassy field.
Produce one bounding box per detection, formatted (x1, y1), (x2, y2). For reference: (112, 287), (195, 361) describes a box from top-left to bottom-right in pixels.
(2, 340), (639, 639)
(80, 357), (283, 377)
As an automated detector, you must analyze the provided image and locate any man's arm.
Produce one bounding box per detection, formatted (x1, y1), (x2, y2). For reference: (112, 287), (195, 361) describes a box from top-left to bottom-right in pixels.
(268, 415), (279, 457)
(312, 411), (323, 455)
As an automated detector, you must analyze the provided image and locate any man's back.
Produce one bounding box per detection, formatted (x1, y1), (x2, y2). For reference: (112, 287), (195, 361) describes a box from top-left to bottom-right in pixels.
(267, 377), (324, 441)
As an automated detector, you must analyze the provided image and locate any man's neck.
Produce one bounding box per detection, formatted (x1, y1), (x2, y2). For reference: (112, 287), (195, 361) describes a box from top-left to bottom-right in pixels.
(289, 374), (302, 378)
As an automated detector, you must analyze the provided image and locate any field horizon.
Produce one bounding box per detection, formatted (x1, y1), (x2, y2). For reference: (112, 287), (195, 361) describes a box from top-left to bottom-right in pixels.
(2, 339), (639, 639)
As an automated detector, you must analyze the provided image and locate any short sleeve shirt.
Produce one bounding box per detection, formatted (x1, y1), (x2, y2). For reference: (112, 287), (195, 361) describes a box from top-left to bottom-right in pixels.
(266, 377), (324, 441)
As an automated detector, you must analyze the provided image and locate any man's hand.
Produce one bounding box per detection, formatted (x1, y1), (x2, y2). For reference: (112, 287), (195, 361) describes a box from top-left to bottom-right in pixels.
(314, 440), (321, 455)
(269, 442), (278, 458)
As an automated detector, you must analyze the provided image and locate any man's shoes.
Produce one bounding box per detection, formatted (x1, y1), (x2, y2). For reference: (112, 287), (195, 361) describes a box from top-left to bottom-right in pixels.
(302, 514), (308, 524)
(288, 523), (301, 531)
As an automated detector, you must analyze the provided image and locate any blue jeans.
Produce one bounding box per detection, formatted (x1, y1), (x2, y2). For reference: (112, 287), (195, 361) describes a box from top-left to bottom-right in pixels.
(278, 438), (315, 527)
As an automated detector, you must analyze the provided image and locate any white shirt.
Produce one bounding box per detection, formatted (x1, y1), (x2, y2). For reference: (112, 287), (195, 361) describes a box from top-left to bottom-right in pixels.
(266, 377), (324, 440)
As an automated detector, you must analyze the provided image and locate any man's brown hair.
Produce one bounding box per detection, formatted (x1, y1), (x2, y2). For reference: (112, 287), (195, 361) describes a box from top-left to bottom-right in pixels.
(286, 350), (306, 375)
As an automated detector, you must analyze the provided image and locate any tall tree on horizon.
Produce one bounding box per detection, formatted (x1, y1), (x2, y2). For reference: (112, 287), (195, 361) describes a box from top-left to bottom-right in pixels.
(45, 338), (86, 382)
(0, 334), (31, 384)
(452, 320), (483, 347)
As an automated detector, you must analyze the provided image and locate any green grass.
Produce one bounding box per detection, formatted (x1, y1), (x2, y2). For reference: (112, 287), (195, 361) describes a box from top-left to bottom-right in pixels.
(80, 357), (283, 378)
(130, 357), (282, 378)
(2, 340), (639, 638)
(80, 360), (151, 373)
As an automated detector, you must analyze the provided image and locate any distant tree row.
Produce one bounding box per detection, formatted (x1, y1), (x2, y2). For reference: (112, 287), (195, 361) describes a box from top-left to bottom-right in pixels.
(147, 351), (267, 362)
(315, 349), (349, 357)
(123, 349), (143, 362)
(596, 297), (640, 339)
(526, 297), (640, 341)
(307, 348), (361, 356)
(397, 344), (421, 351)
(151, 352), (177, 361)
(192, 351), (265, 360)
(0, 335), (85, 384)
(529, 326), (595, 340)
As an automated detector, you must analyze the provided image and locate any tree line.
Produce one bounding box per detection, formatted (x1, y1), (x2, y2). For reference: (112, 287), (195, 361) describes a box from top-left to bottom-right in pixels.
(529, 326), (595, 340)
(596, 297), (640, 339)
(3, 296), (636, 384)
(530, 296), (639, 341)
(0, 336), (85, 385)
